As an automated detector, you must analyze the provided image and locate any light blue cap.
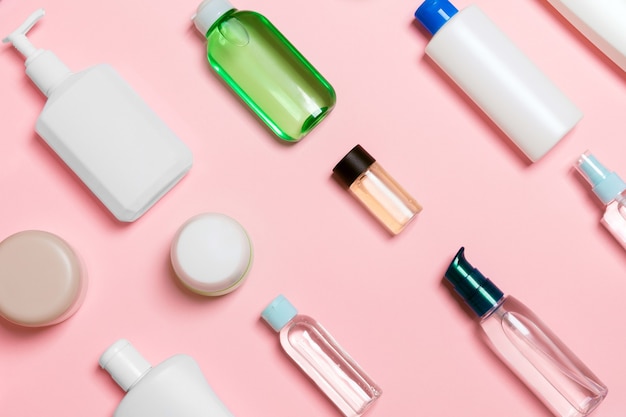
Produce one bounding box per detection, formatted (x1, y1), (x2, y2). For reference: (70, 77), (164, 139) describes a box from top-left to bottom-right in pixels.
(415, 0), (459, 36)
(261, 294), (298, 332)
(576, 152), (626, 205)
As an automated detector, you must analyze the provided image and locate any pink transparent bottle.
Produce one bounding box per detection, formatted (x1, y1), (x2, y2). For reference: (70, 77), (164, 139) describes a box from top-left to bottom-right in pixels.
(575, 151), (626, 248)
(261, 295), (382, 417)
(481, 297), (607, 416)
(445, 248), (608, 417)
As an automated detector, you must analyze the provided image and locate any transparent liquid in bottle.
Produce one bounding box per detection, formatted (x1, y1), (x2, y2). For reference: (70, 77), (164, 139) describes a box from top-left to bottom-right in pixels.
(481, 297), (607, 417)
(279, 315), (382, 417)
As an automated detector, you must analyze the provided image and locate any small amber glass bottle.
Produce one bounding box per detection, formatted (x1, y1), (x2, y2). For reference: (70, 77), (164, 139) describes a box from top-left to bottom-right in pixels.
(333, 145), (422, 234)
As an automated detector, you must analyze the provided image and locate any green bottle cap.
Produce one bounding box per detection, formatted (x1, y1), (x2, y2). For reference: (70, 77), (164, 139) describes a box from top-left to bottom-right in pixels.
(444, 247), (504, 317)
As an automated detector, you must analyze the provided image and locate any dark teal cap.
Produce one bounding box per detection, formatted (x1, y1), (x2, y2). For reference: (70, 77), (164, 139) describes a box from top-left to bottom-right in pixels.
(444, 247), (504, 317)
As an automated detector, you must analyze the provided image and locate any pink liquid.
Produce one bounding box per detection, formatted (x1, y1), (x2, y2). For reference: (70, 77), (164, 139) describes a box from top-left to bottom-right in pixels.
(601, 199), (626, 248)
(279, 315), (382, 417)
(481, 297), (607, 417)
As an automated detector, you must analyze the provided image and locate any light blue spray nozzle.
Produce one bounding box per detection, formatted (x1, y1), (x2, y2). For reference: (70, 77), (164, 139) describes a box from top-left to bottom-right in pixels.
(415, 0), (458, 36)
(576, 152), (626, 205)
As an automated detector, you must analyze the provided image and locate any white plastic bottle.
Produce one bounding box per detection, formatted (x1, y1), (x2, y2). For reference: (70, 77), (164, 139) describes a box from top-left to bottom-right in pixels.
(545, 0), (626, 71)
(3, 10), (193, 222)
(99, 339), (235, 417)
(414, 0), (583, 162)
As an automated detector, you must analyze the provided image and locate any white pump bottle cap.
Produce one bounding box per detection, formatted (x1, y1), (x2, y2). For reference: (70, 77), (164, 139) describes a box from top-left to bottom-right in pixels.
(99, 339), (152, 392)
(3, 9), (72, 97)
(192, 0), (235, 36)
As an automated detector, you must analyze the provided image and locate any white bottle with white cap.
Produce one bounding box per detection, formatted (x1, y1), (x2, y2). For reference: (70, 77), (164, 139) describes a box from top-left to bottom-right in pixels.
(545, 0), (626, 71)
(3, 9), (193, 222)
(99, 339), (235, 417)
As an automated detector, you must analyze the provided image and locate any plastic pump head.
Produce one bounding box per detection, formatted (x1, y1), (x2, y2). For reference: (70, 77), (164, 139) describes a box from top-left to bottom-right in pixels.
(444, 247), (504, 317)
(3, 9), (72, 97)
(2, 8), (45, 59)
(575, 152), (626, 205)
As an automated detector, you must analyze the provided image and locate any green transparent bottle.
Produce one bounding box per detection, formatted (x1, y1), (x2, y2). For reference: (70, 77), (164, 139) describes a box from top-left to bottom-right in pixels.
(192, 0), (336, 142)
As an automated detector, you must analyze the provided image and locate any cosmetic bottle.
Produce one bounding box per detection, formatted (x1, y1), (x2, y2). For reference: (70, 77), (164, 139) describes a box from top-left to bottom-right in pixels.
(444, 247), (607, 417)
(332, 144), (421, 235)
(3, 9), (193, 222)
(0, 230), (86, 327)
(544, 0), (626, 71)
(574, 151), (626, 249)
(414, 0), (582, 162)
(192, 0), (336, 142)
(261, 295), (382, 417)
(99, 339), (235, 417)
(171, 212), (253, 296)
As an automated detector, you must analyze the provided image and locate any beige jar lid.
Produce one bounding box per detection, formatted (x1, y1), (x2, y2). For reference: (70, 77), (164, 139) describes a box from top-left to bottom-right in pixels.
(0, 230), (87, 327)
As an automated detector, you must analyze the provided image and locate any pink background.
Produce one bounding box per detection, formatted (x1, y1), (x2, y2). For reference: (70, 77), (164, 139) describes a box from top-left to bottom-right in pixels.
(0, 0), (624, 415)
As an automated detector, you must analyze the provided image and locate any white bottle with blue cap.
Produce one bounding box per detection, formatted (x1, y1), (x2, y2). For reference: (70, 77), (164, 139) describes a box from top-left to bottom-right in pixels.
(413, 0), (582, 162)
(3, 9), (192, 222)
(99, 339), (235, 417)
(261, 295), (382, 417)
(575, 151), (626, 248)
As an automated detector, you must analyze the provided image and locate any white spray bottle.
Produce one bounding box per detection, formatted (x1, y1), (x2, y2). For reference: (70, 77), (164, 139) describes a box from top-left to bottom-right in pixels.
(99, 339), (235, 417)
(3, 10), (193, 222)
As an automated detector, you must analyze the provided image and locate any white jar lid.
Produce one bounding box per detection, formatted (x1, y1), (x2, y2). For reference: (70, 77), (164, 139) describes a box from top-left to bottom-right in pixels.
(171, 213), (252, 296)
(0, 230), (86, 327)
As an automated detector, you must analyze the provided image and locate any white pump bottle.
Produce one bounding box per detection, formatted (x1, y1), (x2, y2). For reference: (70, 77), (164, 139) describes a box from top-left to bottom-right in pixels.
(100, 339), (236, 417)
(3, 10), (193, 222)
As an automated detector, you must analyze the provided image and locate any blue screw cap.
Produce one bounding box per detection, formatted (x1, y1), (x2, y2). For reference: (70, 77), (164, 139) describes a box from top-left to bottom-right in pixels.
(415, 0), (458, 35)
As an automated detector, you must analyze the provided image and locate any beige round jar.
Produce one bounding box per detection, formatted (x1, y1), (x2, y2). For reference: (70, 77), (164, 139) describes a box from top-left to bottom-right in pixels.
(0, 230), (87, 327)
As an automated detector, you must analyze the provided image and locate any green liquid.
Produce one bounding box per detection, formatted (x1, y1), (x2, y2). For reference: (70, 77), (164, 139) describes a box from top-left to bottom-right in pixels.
(207, 11), (336, 141)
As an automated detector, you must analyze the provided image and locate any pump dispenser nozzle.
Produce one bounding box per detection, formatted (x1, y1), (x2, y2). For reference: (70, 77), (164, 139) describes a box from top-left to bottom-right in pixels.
(3, 8), (72, 97)
(2, 8), (45, 59)
(444, 247), (504, 317)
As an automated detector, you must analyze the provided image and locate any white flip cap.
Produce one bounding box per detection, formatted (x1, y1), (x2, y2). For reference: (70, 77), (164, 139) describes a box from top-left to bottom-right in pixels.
(192, 0), (235, 36)
(99, 339), (152, 392)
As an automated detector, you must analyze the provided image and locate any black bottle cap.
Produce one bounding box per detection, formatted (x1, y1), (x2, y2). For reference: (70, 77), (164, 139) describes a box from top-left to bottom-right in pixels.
(333, 144), (376, 187)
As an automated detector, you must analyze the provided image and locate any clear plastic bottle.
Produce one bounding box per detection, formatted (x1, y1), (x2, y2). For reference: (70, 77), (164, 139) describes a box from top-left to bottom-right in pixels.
(575, 151), (626, 249)
(413, 0), (582, 162)
(444, 248), (607, 417)
(192, 0), (336, 142)
(261, 295), (382, 417)
(332, 144), (422, 235)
